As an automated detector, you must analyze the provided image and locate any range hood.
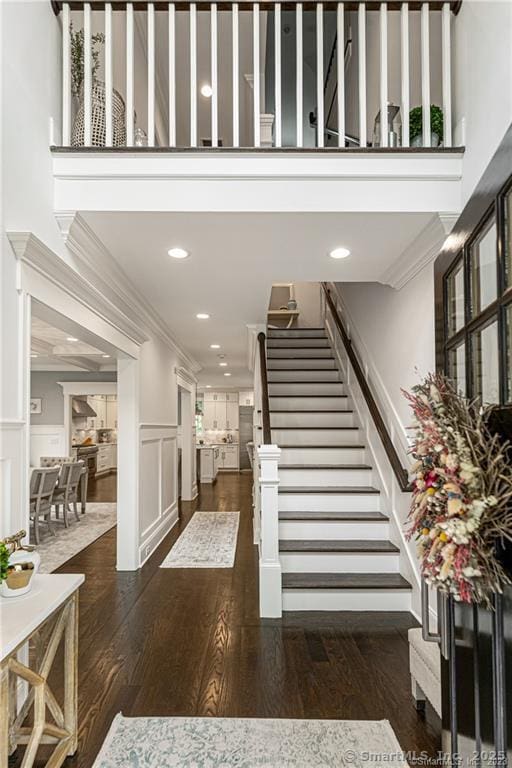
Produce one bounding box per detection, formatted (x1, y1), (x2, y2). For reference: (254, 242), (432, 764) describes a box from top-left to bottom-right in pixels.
(72, 398), (97, 418)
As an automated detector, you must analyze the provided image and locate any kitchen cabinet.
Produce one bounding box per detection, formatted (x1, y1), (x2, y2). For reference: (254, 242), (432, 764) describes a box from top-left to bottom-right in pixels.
(225, 401), (239, 430)
(106, 396), (117, 429)
(202, 392), (239, 431)
(110, 444), (117, 469)
(219, 444), (239, 470)
(96, 444), (111, 475)
(239, 391), (254, 406)
(198, 446), (220, 483)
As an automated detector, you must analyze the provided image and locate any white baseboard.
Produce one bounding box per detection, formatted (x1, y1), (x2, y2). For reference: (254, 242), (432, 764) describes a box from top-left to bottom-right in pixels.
(138, 502), (178, 567)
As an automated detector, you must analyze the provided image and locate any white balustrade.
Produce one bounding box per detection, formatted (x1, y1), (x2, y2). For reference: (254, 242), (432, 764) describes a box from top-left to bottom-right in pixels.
(59, 1), (457, 151)
(258, 444), (282, 618)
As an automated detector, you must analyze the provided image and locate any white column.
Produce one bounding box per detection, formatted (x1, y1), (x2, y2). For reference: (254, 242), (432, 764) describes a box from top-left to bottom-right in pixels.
(83, 2), (92, 147)
(116, 357), (140, 571)
(379, 3), (388, 147)
(147, 3), (155, 147)
(316, 2), (324, 148)
(401, 3), (410, 147)
(62, 3), (71, 146)
(421, 2), (431, 147)
(126, 2), (134, 146)
(258, 444), (282, 618)
(253, 3), (260, 147)
(358, 3), (366, 148)
(169, 3), (176, 146)
(274, 3), (282, 148)
(442, 2), (452, 147)
(232, 3), (239, 147)
(190, 3), (197, 147)
(296, 2), (303, 147)
(211, 4), (218, 147)
(105, 2), (113, 147)
(337, 2), (345, 147)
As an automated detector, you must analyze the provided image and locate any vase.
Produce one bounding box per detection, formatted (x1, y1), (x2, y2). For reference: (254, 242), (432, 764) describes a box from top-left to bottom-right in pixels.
(72, 81), (126, 148)
(411, 132), (440, 148)
(0, 532), (40, 598)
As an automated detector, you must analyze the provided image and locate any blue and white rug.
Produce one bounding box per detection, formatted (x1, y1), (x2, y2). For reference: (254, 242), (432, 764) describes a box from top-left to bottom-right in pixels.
(93, 714), (407, 767)
(160, 511), (240, 568)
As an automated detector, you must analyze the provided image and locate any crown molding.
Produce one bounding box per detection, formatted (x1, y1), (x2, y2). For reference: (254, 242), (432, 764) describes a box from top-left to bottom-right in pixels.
(54, 212), (202, 373)
(8, 231), (149, 347)
(380, 213), (459, 290)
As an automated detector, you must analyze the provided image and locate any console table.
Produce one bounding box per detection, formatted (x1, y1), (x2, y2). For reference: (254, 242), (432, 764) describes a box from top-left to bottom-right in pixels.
(0, 573), (84, 768)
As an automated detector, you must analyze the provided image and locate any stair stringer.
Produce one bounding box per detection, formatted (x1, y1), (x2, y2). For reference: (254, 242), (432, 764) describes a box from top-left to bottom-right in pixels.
(324, 317), (422, 619)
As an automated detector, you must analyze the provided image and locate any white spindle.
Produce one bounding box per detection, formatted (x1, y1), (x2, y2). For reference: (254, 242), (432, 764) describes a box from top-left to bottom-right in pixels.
(379, 3), (388, 147)
(253, 3), (260, 147)
(211, 3), (218, 147)
(358, 3), (366, 148)
(316, 3), (324, 148)
(62, 2), (71, 146)
(296, 3), (303, 147)
(105, 3), (113, 147)
(190, 3), (197, 147)
(147, 3), (155, 146)
(126, 2), (134, 146)
(274, 3), (282, 148)
(337, 2), (345, 148)
(169, 3), (176, 146)
(421, 3), (431, 147)
(401, 3), (410, 147)
(442, 2), (452, 147)
(232, 3), (239, 147)
(83, 3), (92, 147)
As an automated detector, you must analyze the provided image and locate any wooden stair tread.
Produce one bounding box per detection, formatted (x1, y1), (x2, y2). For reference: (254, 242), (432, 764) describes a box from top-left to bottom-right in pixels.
(268, 356), (336, 360)
(278, 444), (365, 449)
(279, 539), (399, 553)
(279, 486), (380, 494)
(269, 381), (343, 385)
(282, 573), (411, 590)
(278, 463), (371, 469)
(279, 510), (388, 521)
(272, 426), (356, 430)
(271, 409), (352, 413)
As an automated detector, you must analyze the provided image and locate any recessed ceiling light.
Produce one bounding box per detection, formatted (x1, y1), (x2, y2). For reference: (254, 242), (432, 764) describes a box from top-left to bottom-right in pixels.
(210, 344), (220, 349)
(219, 362), (228, 367)
(102, 354), (111, 359)
(205, 385), (212, 389)
(31, 353), (38, 358)
(66, 336), (78, 342)
(329, 247), (351, 259)
(224, 372), (232, 377)
(201, 84), (213, 98)
(168, 247), (189, 259)
(196, 313), (210, 320)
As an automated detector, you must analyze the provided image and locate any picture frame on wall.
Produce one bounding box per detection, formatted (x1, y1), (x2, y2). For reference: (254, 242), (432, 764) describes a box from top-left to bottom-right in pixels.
(30, 398), (42, 415)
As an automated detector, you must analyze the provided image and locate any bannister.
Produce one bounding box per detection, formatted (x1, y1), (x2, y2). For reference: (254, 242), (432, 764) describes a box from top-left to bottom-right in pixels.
(322, 283), (411, 492)
(54, 0), (460, 150)
(257, 332), (271, 444)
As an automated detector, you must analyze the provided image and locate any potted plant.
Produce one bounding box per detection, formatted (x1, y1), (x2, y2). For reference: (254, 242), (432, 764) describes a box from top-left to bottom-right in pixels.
(409, 105), (443, 148)
(0, 541), (9, 585)
(70, 22), (126, 147)
(0, 531), (41, 599)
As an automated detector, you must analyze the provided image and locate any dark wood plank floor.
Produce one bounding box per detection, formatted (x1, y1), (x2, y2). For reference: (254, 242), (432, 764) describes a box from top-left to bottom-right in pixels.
(14, 473), (441, 766)
(86, 472), (117, 503)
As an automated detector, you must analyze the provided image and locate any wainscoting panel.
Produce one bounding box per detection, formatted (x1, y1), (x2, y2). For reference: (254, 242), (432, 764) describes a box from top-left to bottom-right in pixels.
(139, 424), (178, 566)
(29, 424), (66, 467)
(0, 420), (27, 538)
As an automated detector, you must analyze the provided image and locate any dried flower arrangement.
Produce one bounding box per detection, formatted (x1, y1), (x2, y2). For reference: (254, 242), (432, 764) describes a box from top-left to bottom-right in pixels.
(404, 373), (512, 606)
(69, 22), (105, 100)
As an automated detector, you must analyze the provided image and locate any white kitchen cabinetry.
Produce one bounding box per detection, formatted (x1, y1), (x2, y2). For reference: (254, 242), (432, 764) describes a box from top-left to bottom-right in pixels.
(110, 444), (117, 469)
(202, 392), (239, 431)
(106, 396), (117, 429)
(198, 446), (220, 483)
(225, 401), (238, 430)
(219, 444), (239, 470)
(239, 391), (254, 406)
(96, 444), (111, 475)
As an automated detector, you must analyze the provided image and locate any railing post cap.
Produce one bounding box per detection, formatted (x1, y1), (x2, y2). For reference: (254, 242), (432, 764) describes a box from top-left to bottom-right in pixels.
(257, 444), (281, 459)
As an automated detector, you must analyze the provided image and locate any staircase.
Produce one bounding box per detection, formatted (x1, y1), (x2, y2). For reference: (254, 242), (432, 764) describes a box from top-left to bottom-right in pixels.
(266, 326), (411, 612)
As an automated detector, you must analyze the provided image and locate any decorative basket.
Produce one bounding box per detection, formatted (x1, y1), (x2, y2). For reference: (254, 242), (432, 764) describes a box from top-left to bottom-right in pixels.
(72, 81), (126, 147)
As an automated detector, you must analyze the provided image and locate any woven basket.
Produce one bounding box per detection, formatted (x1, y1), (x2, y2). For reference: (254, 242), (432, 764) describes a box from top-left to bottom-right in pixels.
(72, 81), (126, 147)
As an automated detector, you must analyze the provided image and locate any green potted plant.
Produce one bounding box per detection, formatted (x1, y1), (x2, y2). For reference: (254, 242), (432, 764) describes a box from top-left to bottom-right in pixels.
(69, 22), (126, 147)
(409, 105), (443, 148)
(0, 532), (40, 599)
(0, 541), (9, 585)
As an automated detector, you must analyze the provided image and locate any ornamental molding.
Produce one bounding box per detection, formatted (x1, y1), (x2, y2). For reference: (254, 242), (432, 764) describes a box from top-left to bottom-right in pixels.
(54, 212), (202, 374)
(380, 212), (459, 290)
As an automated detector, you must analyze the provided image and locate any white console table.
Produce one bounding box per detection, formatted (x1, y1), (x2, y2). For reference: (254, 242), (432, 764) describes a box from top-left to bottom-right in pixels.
(0, 573), (84, 768)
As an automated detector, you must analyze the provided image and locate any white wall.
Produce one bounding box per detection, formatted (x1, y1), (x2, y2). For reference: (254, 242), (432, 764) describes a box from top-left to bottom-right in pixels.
(453, 1), (512, 204)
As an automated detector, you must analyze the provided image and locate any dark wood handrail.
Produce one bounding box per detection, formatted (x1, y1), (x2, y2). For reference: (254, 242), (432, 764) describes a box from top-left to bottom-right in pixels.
(258, 332), (272, 445)
(322, 283), (411, 492)
(52, 1), (462, 14)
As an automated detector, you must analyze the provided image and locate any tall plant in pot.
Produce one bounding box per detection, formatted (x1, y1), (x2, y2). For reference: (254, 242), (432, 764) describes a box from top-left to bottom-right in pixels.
(70, 22), (126, 147)
(409, 105), (443, 148)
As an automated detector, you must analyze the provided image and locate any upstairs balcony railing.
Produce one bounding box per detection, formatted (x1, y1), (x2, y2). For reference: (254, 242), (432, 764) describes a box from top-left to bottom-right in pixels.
(52, 1), (461, 151)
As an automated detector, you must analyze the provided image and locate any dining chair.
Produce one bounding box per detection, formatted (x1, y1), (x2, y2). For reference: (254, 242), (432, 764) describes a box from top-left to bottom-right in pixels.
(40, 456), (88, 515)
(52, 461), (85, 528)
(30, 466), (61, 544)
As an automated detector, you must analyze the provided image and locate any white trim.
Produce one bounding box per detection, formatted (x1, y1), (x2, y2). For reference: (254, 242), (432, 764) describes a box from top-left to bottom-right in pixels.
(58, 382), (117, 396)
(380, 212), (458, 290)
(54, 214), (201, 373)
(246, 323), (266, 371)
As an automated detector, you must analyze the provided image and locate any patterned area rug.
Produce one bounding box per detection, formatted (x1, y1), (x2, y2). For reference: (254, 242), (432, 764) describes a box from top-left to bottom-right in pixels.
(160, 511), (240, 568)
(37, 503), (117, 573)
(93, 714), (407, 767)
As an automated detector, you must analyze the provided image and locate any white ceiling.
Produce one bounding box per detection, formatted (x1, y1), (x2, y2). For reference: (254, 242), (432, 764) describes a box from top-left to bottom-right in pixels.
(31, 316), (116, 373)
(83, 211), (433, 388)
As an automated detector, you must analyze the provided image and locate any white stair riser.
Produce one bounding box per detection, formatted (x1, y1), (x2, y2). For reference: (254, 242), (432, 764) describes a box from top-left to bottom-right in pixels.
(268, 358), (336, 370)
(271, 411), (355, 428)
(268, 348), (333, 358)
(268, 330), (326, 338)
(269, 383), (345, 396)
(279, 520), (390, 540)
(280, 551), (400, 573)
(272, 428), (359, 445)
(268, 370), (341, 382)
(268, 338), (330, 348)
(279, 467), (373, 487)
(278, 493), (381, 513)
(282, 589), (411, 612)
(270, 396), (350, 411)
(279, 447), (366, 464)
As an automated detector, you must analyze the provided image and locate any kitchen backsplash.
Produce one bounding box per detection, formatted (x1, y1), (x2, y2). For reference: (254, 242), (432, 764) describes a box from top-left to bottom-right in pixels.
(72, 427), (117, 445)
(197, 430), (238, 445)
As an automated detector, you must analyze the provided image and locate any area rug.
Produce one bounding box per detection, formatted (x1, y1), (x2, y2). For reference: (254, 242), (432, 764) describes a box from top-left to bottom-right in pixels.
(160, 511), (240, 568)
(93, 714), (407, 767)
(37, 503), (117, 573)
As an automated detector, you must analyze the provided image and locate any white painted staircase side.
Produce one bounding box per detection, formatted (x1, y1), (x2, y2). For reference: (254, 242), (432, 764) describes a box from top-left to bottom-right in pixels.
(266, 326), (411, 612)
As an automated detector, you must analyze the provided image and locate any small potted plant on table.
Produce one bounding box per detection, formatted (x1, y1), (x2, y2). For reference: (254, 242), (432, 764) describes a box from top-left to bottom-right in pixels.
(409, 105), (444, 148)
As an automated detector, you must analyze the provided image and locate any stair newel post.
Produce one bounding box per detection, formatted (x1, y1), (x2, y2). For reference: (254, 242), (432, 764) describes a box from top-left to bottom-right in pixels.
(258, 444), (282, 618)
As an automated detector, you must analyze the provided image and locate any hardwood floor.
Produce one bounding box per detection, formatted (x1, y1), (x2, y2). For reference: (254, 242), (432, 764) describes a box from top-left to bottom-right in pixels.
(86, 472), (117, 503)
(15, 473), (441, 766)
